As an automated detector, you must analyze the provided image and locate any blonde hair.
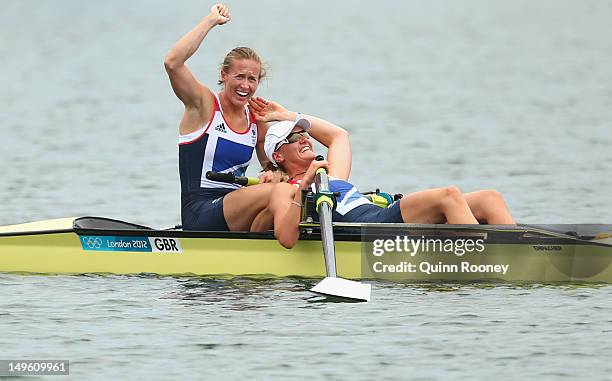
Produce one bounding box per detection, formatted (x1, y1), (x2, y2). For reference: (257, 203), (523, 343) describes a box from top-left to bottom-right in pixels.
(218, 47), (267, 86)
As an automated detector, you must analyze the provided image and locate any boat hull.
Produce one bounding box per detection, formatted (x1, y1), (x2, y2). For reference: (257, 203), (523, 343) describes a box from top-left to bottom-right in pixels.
(0, 231), (356, 277)
(1, 218), (612, 282)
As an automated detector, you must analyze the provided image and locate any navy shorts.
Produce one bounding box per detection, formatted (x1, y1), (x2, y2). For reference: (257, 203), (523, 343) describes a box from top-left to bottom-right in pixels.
(181, 189), (235, 231)
(337, 201), (403, 223)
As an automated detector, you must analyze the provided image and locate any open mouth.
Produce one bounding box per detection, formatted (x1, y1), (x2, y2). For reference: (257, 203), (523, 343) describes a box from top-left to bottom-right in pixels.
(300, 146), (311, 153)
(235, 90), (249, 98)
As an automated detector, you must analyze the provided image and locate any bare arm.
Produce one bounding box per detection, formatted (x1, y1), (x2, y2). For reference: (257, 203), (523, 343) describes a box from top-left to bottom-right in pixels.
(248, 97), (352, 180)
(270, 184), (303, 249)
(164, 4), (230, 130)
(255, 120), (272, 168)
(303, 115), (351, 180)
(271, 160), (331, 249)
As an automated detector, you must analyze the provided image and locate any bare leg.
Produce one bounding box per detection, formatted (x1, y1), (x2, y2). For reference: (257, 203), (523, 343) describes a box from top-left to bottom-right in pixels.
(250, 208), (274, 232)
(399, 186), (479, 224)
(222, 183), (275, 231)
(463, 190), (515, 224)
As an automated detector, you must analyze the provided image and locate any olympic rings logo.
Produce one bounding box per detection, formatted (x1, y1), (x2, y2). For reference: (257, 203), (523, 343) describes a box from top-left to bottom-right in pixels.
(82, 237), (103, 249)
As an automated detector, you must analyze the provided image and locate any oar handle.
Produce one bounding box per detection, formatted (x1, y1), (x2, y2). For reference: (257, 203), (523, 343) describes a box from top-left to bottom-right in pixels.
(205, 171), (260, 187)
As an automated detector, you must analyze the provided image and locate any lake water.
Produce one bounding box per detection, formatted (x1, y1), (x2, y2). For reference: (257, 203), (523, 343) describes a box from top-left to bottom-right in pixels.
(1, 0), (612, 379)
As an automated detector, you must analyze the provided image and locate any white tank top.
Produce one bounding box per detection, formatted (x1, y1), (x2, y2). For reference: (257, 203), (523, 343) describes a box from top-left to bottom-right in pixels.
(178, 93), (258, 193)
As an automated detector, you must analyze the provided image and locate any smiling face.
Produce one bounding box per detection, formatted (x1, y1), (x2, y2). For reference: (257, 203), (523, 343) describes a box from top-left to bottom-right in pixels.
(219, 59), (261, 108)
(272, 127), (316, 174)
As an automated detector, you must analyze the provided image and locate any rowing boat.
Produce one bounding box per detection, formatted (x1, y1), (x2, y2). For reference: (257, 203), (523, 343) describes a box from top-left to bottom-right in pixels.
(1, 216), (611, 283)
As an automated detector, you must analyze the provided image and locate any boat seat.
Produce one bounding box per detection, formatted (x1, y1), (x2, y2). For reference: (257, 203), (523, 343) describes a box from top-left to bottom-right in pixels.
(73, 217), (152, 231)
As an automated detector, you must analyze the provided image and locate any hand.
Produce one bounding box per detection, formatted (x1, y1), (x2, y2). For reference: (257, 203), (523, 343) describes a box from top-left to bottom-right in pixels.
(209, 3), (231, 25)
(248, 97), (290, 123)
(258, 170), (288, 184)
(299, 159), (329, 190)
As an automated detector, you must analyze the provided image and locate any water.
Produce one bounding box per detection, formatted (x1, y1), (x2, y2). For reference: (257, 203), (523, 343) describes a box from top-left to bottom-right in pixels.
(2, 275), (612, 380)
(1, 0), (612, 379)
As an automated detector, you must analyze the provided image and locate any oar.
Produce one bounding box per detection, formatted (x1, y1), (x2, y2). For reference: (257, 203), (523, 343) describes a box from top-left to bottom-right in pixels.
(207, 168), (371, 301)
(310, 156), (371, 302)
(205, 171), (260, 186)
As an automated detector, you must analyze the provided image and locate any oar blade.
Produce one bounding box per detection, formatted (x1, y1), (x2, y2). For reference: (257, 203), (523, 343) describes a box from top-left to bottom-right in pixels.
(311, 277), (371, 302)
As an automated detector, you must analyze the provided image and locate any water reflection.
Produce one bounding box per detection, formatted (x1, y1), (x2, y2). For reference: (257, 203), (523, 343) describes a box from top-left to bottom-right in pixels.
(162, 276), (310, 310)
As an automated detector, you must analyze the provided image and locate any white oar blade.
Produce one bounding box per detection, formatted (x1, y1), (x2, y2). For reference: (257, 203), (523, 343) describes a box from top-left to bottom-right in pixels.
(311, 277), (371, 302)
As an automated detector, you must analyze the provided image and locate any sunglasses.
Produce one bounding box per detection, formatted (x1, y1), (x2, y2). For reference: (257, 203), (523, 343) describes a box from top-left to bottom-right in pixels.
(275, 131), (310, 151)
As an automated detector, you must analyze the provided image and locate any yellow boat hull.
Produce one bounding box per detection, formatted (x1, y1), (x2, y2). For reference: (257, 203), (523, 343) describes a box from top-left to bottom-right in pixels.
(1, 217), (612, 282)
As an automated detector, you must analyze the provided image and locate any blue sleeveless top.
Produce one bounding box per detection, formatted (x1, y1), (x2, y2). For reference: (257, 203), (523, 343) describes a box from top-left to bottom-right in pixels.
(178, 93), (257, 203)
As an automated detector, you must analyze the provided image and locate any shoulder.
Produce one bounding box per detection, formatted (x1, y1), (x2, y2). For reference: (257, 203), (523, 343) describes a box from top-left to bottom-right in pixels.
(194, 87), (220, 121)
